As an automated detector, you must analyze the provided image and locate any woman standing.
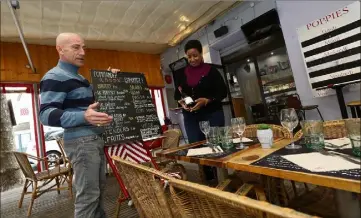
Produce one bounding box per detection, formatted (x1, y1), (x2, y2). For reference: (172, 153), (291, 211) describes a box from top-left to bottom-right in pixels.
(174, 40), (228, 182)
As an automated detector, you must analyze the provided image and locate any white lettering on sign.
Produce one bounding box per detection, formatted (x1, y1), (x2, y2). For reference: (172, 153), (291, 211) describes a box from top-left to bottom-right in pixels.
(124, 77), (143, 84)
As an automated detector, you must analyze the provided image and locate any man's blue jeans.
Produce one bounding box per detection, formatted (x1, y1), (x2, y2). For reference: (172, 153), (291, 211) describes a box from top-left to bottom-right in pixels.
(63, 135), (107, 218)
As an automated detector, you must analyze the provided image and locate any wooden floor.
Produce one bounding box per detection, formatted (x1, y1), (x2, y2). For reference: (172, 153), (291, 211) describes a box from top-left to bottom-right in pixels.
(0, 162), (200, 218)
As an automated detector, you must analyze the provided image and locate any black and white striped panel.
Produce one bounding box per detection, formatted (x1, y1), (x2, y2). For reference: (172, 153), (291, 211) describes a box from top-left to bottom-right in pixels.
(298, 1), (361, 97)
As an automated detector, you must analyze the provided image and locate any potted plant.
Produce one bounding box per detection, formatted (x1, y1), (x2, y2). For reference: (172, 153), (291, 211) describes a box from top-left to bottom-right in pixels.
(257, 124), (273, 149)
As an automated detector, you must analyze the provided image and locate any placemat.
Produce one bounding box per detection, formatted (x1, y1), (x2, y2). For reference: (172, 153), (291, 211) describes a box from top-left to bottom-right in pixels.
(251, 141), (361, 180)
(168, 139), (259, 159)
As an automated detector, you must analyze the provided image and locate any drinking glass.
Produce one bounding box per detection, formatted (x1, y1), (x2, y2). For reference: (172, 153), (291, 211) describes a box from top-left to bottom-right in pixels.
(231, 117), (246, 149)
(280, 108), (301, 149)
(344, 119), (361, 157)
(300, 120), (324, 149)
(199, 121), (210, 144)
(209, 127), (217, 145)
(219, 126), (233, 149)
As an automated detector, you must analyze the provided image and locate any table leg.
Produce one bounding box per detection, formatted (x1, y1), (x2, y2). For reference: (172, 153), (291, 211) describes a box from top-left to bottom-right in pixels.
(336, 190), (361, 218)
(356, 106), (361, 118)
(350, 107), (357, 118)
(217, 168), (228, 183)
(334, 87), (348, 119)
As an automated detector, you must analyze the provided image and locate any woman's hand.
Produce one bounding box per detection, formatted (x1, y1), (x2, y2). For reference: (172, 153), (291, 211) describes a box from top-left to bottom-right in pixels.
(178, 99), (190, 111)
(190, 98), (209, 112)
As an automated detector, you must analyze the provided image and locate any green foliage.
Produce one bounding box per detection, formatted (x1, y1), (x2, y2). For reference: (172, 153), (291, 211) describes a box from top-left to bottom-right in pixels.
(257, 124), (270, 130)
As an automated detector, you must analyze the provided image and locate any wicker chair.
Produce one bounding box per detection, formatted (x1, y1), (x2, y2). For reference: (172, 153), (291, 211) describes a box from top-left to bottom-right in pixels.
(294, 119), (348, 140)
(243, 124), (291, 139)
(55, 139), (73, 184)
(112, 156), (316, 218)
(12, 152), (72, 217)
(154, 129), (182, 168)
(112, 156), (177, 217)
(169, 178), (318, 218)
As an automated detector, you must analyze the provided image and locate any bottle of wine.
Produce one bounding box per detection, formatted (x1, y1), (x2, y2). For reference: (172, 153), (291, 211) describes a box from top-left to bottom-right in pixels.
(178, 86), (195, 107)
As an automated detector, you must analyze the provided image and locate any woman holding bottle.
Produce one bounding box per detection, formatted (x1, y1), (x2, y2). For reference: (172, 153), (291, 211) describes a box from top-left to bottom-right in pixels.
(174, 39), (228, 182)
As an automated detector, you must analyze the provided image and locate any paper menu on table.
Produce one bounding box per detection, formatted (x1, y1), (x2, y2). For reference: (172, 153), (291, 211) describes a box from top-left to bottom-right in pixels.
(325, 138), (352, 150)
(187, 147), (222, 156)
(233, 137), (253, 143)
(281, 152), (360, 172)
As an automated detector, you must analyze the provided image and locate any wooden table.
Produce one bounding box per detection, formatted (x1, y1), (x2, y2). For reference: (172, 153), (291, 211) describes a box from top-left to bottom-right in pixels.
(157, 138), (361, 193)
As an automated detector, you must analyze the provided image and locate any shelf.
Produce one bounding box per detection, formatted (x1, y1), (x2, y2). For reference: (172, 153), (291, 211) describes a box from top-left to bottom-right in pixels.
(263, 75), (294, 86)
(264, 87), (297, 97)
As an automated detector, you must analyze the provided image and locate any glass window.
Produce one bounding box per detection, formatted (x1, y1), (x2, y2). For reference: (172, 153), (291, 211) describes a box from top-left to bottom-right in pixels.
(38, 93), (63, 169)
(257, 46), (296, 103)
(2, 84), (40, 172)
(149, 88), (166, 126)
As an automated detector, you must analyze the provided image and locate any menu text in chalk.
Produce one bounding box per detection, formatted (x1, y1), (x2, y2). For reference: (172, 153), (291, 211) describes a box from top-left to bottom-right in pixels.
(91, 70), (161, 145)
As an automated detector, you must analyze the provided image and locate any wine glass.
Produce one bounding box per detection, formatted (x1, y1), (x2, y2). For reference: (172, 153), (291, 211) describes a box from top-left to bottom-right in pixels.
(280, 108), (301, 149)
(199, 121), (210, 144)
(231, 117), (246, 149)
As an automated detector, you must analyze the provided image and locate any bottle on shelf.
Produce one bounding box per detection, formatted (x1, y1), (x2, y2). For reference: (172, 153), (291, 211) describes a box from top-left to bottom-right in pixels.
(178, 86), (195, 107)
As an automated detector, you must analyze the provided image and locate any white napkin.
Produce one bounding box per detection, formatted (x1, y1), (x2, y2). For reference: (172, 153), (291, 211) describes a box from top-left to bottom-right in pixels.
(282, 152), (360, 172)
(187, 146), (222, 156)
(233, 137), (253, 143)
(324, 137), (352, 150)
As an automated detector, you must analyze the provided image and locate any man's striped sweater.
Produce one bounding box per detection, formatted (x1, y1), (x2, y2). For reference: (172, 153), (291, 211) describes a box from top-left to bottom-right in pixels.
(39, 60), (103, 140)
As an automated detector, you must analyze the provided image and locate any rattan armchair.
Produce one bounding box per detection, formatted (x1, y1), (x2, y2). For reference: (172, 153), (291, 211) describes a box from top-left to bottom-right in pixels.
(12, 152), (72, 217)
(294, 119), (348, 140)
(55, 139), (73, 184)
(112, 156), (175, 218)
(243, 124), (291, 139)
(112, 156), (316, 218)
(169, 178), (318, 218)
(153, 129), (182, 168)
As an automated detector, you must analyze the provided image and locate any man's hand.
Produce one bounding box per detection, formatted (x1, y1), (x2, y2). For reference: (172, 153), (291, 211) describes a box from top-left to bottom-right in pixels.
(107, 66), (121, 73)
(178, 99), (190, 111)
(190, 98), (209, 112)
(84, 102), (113, 126)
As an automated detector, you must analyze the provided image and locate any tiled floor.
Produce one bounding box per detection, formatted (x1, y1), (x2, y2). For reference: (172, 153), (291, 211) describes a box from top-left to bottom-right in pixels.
(0, 162), (200, 218)
(0, 177), (138, 218)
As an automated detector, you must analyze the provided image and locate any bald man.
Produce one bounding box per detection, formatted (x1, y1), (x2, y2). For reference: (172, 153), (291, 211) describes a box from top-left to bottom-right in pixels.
(39, 33), (118, 218)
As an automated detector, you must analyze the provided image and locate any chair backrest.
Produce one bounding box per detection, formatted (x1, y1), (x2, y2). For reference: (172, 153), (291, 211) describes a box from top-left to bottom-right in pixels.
(56, 138), (68, 165)
(294, 119), (349, 140)
(244, 124), (291, 139)
(12, 152), (36, 180)
(162, 129), (181, 150)
(251, 104), (268, 123)
(286, 95), (302, 110)
(323, 119), (348, 139)
(169, 178), (311, 218)
(112, 156), (174, 218)
(168, 178), (315, 218)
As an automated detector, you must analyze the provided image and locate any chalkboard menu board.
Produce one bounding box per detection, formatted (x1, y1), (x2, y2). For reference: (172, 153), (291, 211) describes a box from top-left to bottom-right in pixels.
(91, 70), (161, 145)
(297, 1), (360, 98)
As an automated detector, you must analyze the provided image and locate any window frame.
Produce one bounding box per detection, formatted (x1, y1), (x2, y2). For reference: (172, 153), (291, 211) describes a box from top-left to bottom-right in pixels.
(1, 83), (43, 172)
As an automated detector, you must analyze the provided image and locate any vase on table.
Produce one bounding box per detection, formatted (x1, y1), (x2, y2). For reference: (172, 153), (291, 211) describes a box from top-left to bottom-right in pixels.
(257, 124), (273, 149)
